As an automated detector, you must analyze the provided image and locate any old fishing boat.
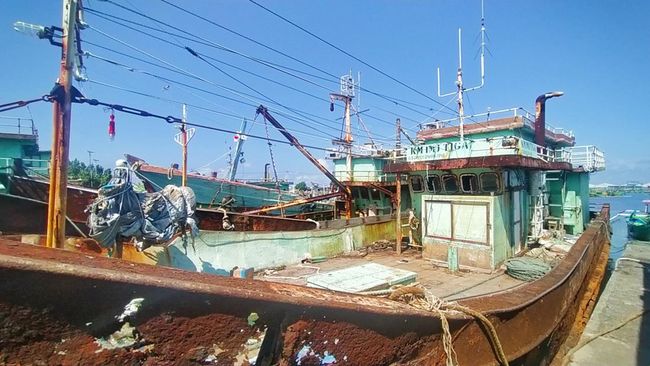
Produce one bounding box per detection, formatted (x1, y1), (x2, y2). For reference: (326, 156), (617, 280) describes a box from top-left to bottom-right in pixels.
(627, 200), (650, 241)
(0, 119), (323, 235)
(126, 154), (305, 213)
(0, 90), (611, 365)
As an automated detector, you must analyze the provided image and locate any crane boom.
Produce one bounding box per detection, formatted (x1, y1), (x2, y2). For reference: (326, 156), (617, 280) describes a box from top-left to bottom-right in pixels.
(255, 106), (351, 208)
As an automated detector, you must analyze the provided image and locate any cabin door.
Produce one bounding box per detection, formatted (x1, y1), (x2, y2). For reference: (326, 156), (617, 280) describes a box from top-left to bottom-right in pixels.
(513, 191), (523, 253)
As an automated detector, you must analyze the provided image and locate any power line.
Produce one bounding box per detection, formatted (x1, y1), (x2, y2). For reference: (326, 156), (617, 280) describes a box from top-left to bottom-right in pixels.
(85, 9), (330, 104)
(87, 4), (450, 120)
(84, 48), (393, 142)
(247, 0), (460, 116)
(83, 23), (396, 142)
(85, 25), (356, 140)
(86, 78), (363, 145)
(75, 95), (339, 152)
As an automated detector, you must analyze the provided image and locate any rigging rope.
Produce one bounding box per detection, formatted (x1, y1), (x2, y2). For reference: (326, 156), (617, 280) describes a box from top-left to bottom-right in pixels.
(263, 114), (280, 189)
(371, 285), (509, 366)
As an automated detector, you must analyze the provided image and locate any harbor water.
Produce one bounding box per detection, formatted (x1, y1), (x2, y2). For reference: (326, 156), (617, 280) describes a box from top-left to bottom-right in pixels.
(590, 192), (650, 263)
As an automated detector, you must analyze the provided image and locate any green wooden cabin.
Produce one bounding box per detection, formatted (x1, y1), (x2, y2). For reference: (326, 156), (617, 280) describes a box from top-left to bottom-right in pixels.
(382, 111), (605, 271)
(0, 122), (50, 193)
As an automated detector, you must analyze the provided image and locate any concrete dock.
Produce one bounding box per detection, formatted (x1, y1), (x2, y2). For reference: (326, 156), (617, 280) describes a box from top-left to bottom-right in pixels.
(566, 241), (650, 366)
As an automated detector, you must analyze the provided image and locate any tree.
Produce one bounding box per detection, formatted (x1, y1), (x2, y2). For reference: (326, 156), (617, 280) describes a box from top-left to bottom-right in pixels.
(68, 158), (111, 189)
(295, 181), (308, 192)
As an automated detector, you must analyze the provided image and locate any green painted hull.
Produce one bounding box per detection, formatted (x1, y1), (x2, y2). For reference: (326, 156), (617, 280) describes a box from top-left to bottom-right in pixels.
(150, 215), (397, 273)
(137, 169), (300, 213)
(628, 212), (650, 241)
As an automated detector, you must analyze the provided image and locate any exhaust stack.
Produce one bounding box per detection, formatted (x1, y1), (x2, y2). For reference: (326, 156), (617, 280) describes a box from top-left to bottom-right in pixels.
(534, 91), (564, 147)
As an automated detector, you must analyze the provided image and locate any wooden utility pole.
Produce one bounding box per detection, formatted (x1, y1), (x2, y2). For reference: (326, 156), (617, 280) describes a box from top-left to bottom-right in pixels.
(46, 0), (78, 248)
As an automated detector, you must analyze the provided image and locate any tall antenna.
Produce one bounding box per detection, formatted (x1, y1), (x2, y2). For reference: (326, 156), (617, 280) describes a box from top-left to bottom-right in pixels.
(437, 0), (487, 141)
(330, 71), (355, 181)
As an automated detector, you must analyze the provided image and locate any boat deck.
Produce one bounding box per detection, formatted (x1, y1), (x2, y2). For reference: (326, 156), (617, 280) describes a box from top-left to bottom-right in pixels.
(257, 248), (524, 300)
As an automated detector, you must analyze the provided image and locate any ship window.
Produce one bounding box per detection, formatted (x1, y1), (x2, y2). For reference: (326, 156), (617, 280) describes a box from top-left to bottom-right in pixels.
(442, 174), (459, 193)
(370, 188), (381, 200)
(352, 188), (361, 199)
(426, 174), (441, 193)
(409, 175), (424, 192)
(480, 172), (500, 193)
(359, 188), (370, 200)
(460, 174), (478, 193)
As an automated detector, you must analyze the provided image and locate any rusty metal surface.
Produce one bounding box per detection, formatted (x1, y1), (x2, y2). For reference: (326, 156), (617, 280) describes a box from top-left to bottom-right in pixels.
(415, 115), (575, 146)
(384, 155), (573, 173)
(195, 208), (317, 232)
(9, 175), (95, 224)
(0, 239), (446, 364)
(7, 175), (319, 233)
(0, 207), (611, 365)
(444, 206), (611, 365)
(0, 193), (87, 236)
(242, 191), (343, 216)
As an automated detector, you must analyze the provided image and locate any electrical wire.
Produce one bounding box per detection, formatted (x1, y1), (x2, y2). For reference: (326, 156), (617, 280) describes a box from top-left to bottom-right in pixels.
(247, 0), (460, 116)
(85, 78), (367, 145)
(75, 95), (342, 152)
(85, 26), (358, 140)
(86, 4), (451, 119)
(83, 9), (413, 138)
(83, 43), (394, 141)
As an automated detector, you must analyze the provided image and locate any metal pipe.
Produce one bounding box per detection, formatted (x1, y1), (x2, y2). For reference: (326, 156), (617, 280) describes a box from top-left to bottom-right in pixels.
(264, 163), (271, 182)
(534, 91), (564, 147)
(242, 191), (343, 215)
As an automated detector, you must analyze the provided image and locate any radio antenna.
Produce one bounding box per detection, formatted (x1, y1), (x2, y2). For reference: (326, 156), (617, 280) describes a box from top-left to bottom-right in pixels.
(436, 0), (487, 141)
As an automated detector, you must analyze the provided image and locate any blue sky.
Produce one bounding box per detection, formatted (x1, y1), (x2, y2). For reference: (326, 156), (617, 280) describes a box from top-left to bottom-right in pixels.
(1, 0), (648, 184)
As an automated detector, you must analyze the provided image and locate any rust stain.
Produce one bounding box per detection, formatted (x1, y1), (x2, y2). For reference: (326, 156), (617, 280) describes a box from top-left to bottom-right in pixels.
(0, 206), (612, 365)
(385, 155), (573, 173)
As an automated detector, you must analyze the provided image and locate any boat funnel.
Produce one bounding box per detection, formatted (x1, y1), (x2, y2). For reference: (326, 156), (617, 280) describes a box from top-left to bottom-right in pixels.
(534, 91), (564, 147)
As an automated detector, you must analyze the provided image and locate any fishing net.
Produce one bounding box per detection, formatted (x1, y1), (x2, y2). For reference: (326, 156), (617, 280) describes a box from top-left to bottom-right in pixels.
(87, 175), (199, 249)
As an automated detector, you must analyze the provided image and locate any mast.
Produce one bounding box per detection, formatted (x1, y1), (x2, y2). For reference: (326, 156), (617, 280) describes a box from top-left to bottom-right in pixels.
(330, 73), (355, 181)
(437, 0), (487, 142)
(228, 118), (248, 181)
(181, 104), (187, 186)
(46, 0), (78, 248)
(456, 28), (465, 141)
(344, 95), (352, 180)
(174, 104), (195, 186)
(395, 118), (401, 155)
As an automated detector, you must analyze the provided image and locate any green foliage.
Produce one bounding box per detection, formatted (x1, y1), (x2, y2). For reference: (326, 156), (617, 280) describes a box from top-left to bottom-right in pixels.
(68, 158), (111, 189)
(295, 181), (308, 191)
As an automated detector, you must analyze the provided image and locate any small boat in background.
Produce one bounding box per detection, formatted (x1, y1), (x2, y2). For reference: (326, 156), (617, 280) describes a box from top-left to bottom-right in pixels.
(627, 200), (650, 241)
(126, 154), (332, 218)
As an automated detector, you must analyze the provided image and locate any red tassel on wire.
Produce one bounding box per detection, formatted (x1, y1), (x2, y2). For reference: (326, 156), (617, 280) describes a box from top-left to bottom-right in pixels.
(108, 113), (116, 141)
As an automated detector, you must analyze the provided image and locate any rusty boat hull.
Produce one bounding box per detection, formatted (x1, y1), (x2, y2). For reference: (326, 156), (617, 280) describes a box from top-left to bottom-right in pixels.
(3, 175), (318, 234)
(0, 206), (611, 365)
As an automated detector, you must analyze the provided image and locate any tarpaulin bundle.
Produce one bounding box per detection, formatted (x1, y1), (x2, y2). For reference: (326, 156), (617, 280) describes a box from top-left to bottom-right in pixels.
(87, 179), (199, 249)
